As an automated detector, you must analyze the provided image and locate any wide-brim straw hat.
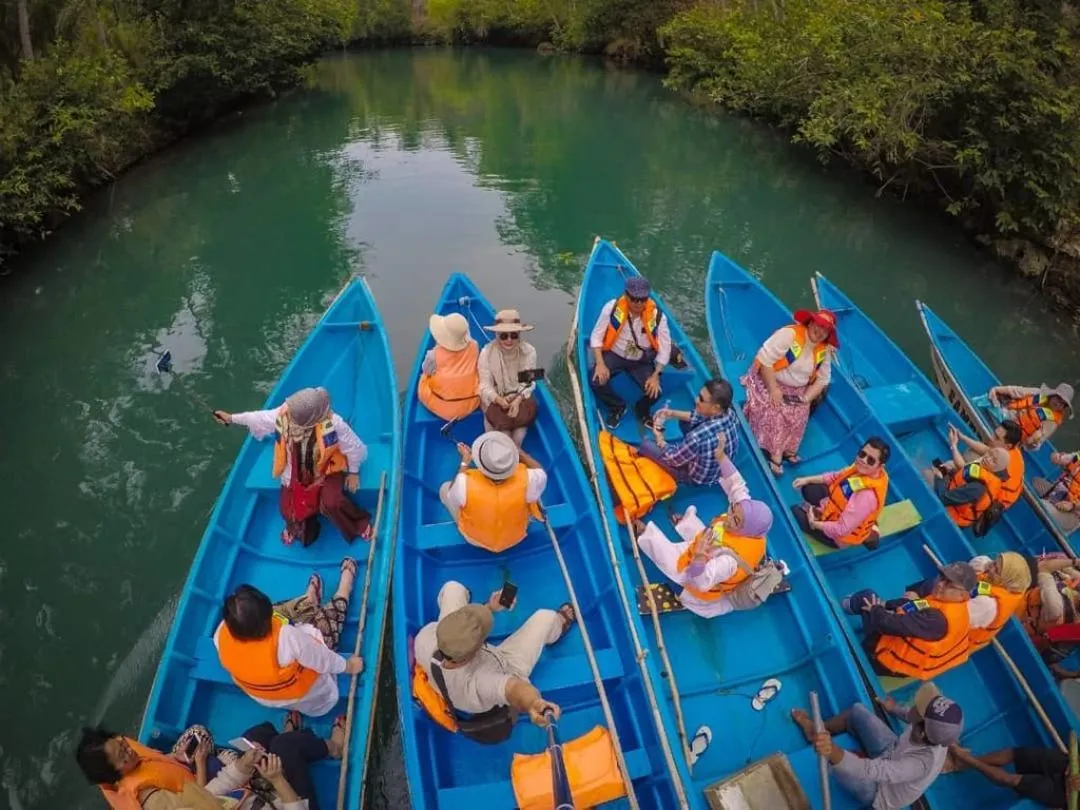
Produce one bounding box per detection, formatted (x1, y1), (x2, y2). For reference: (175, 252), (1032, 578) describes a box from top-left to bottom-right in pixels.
(483, 308), (535, 334)
(1039, 382), (1075, 414)
(429, 313), (471, 351)
(471, 430), (520, 481)
(793, 308), (840, 348)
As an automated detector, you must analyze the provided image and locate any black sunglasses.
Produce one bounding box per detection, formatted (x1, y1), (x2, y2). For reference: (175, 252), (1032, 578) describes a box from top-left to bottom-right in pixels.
(857, 449), (880, 466)
(497, 332), (520, 341)
(627, 295), (649, 304)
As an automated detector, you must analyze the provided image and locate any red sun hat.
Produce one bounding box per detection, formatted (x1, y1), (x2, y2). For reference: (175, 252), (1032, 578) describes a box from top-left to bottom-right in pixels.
(793, 308), (840, 348)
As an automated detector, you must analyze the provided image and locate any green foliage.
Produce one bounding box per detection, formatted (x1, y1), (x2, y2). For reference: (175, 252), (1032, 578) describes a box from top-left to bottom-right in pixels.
(661, 0), (1080, 240)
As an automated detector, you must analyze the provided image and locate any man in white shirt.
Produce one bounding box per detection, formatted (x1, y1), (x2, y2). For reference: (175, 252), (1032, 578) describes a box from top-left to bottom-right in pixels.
(589, 276), (672, 429)
(792, 683), (962, 810)
(413, 581), (574, 727)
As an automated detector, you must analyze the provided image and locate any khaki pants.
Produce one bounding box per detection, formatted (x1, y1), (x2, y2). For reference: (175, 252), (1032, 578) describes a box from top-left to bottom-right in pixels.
(1034, 477), (1080, 534)
(437, 581), (563, 678)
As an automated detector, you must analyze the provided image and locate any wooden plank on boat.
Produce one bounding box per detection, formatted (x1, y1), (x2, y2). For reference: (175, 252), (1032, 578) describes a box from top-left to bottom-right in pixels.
(703, 753), (810, 810)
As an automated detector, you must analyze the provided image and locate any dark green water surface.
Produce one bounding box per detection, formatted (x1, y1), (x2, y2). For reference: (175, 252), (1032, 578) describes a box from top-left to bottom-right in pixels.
(2, 47), (1077, 810)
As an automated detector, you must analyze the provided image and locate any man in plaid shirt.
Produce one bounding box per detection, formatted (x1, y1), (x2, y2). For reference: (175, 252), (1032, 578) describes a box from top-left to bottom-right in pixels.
(639, 378), (740, 486)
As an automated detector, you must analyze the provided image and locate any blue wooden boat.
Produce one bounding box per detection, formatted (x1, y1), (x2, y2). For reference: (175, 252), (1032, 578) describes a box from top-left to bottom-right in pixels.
(393, 272), (682, 810)
(139, 278), (401, 810)
(918, 300), (1076, 555)
(724, 267), (1080, 807)
(569, 238), (875, 810)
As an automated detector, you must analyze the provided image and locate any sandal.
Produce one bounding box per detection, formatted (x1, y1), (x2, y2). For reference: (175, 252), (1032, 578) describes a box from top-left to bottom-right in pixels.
(280, 528), (295, 545)
(360, 524), (374, 541)
(305, 573), (323, 606)
(340, 557), (358, 578)
(752, 677), (782, 711)
(555, 603), (576, 642)
(687, 725), (712, 767)
(283, 710), (302, 734)
(783, 453), (801, 465)
(768, 458), (784, 476)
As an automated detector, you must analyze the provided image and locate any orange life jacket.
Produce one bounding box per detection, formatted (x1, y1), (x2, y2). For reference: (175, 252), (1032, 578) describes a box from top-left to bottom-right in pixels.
(874, 597), (971, 679)
(456, 465), (533, 552)
(97, 739), (194, 810)
(411, 663), (458, 733)
(674, 517), (767, 601)
(1056, 453), (1080, 503)
(997, 446), (1025, 508)
(217, 614), (320, 701)
(511, 726), (626, 810)
(598, 431), (677, 524)
(601, 295), (661, 353)
(418, 341), (481, 421)
(817, 464), (890, 546)
(1006, 395), (1064, 441)
(271, 409), (347, 480)
(969, 577), (1026, 649)
(753, 323), (830, 384)
(945, 462), (1003, 528)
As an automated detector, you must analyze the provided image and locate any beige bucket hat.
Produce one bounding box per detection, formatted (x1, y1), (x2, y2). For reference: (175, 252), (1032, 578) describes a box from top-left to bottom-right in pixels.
(429, 313), (471, 351)
(483, 308), (535, 334)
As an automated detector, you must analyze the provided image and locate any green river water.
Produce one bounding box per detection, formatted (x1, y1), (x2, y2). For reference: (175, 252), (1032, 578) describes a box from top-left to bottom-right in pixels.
(2, 47), (1078, 810)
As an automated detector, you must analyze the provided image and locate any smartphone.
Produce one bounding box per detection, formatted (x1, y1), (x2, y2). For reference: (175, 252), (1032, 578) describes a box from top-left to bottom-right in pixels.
(499, 582), (518, 608)
(228, 737), (256, 752)
(517, 368), (546, 383)
(183, 736), (199, 758)
(782, 394), (802, 405)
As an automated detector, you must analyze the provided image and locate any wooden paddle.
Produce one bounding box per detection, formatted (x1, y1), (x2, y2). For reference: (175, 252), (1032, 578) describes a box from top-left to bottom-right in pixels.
(1070, 731), (1078, 810)
(809, 691), (832, 810)
(920, 544), (1066, 753)
(334, 470), (388, 810)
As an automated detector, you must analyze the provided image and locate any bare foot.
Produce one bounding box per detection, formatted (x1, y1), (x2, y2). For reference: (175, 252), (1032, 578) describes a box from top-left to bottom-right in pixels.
(790, 708), (815, 743)
(326, 715), (346, 759)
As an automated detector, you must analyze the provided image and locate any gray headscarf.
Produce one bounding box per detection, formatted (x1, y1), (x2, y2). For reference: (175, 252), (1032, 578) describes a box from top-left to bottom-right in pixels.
(285, 387), (331, 439)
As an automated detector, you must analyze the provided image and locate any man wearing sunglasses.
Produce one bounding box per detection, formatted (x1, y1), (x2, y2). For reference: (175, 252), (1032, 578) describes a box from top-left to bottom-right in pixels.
(589, 276), (671, 429)
(791, 437), (891, 550)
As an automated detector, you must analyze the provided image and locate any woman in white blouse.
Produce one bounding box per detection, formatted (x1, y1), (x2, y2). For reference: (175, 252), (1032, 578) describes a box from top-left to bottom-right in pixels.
(742, 309), (838, 475)
(478, 308), (539, 446)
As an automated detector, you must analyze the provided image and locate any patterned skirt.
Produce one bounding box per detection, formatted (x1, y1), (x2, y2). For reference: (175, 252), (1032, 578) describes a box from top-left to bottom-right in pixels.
(741, 370), (811, 458)
(273, 593), (349, 650)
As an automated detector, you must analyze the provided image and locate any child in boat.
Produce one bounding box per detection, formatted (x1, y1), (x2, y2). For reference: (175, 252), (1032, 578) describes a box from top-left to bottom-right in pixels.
(214, 563), (363, 718)
(214, 387), (371, 546)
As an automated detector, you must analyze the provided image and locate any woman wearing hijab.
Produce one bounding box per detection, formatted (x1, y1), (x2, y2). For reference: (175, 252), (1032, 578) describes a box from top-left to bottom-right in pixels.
(743, 309), (838, 475)
(214, 388), (370, 545)
(633, 442), (778, 618)
(419, 312), (481, 421)
(478, 308), (538, 446)
(967, 551), (1033, 649)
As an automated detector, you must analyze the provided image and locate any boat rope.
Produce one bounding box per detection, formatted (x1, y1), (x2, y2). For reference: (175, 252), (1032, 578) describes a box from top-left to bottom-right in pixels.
(538, 502), (641, 810)
(335, 471), (390, 810)
(921, 543), (1066, 753)
(563, 245), (692, 809)
(812, 276), (869, 390)
(714, 285), (744, 363)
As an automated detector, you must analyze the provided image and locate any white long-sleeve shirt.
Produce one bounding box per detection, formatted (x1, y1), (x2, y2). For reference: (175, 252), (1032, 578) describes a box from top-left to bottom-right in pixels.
(213, 621), (346, 717)
(230, 406), (367, 486)
(589, 299), (672, 366)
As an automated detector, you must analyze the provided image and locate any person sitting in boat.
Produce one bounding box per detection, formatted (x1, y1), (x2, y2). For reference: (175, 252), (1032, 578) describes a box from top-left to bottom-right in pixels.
(75, 725), (196, 810)
(964, 552), (1033, 650)
(214, 387), (371, 546)
(937, 421), (1025, 510)
(634, 436), (782, 618)
(419, 312), (482, 421)
(1020, 565), (1080, 649)
(637, 378), (741, 485)
(478, 308), (538, 447)
(589, 275), (671, 429)
(412, 580), (576, 738)
(790, 683), (962, 810)
(790, 437), (891, 550)
(946, 743), (1080, 810)
(987, 382), (1074, 451)
(438, 431), (547, 553)
(214, 562), (363, 718)
(741, 308), (837, 476)
(926, 433), (1009, 531)
(843, 561), (977, 680)
(1033, 450), (1080, 534)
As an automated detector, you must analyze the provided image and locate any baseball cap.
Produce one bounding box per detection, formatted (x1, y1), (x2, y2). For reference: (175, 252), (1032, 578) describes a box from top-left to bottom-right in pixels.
(913, 683), (963, 746)
(940, 561), (978, 593)
(436, 605), (493, 661)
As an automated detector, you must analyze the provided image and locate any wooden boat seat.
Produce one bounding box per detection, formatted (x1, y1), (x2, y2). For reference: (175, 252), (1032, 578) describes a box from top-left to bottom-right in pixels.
(243, 441), (394, 492)
(862, 382), (941, 435)
(432, 746), (651, 810)
(415, 503), (578, 552)
(805, 499), (921, 556)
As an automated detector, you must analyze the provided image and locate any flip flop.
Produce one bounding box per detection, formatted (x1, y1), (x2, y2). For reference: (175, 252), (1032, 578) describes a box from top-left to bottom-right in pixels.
(306, 573), (323, 605)
(283, 710), (302, 734)
(280, 528), (295, 545)
(340, 557), (358, 577)
(555, 603), (576, 642)
(783, 453), (802, 465)
(752, 677), (782, 711)
(687, 725), (712, 767)
(768, 459), (784, 476)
